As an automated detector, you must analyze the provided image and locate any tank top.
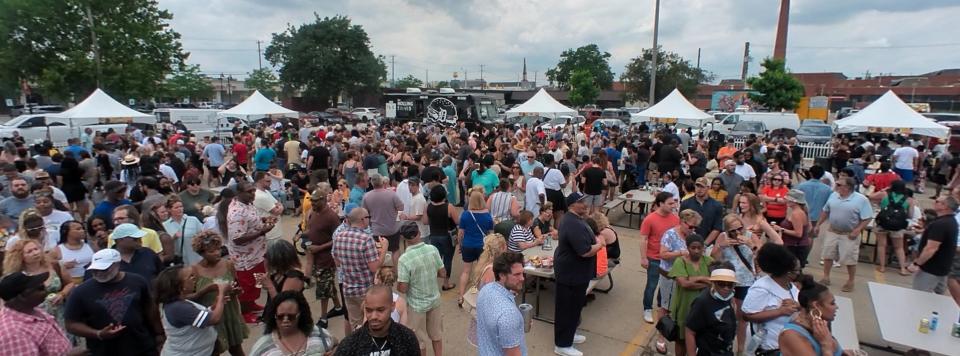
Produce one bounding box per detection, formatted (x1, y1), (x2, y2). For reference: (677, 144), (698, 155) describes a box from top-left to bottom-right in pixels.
(489, 191), (513, 222)
(603, 227), (622, 260)
(781, 322), (843, 356)
(780, 218), (811, 247)
(427, 203), (452, 237)
(58, 243), (94, 278)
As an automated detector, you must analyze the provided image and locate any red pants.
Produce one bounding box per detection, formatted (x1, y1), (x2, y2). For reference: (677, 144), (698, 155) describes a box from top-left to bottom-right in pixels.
(236, 261), (266, 306)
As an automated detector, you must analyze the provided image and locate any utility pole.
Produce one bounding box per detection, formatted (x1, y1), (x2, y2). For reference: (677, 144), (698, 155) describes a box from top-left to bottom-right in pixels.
(391, 55), (396, 88)
(740, 42), (751, 83)
(425, 69), (429, 87)
(696, 48), (701, 70)
(534, 71), (538, 86)
(480, 64), (485, 89)
(219, 74), (224, 103)
(256, 40), (262, 70)
(84, 4), (101, 88)
(648, 0), (660, 105)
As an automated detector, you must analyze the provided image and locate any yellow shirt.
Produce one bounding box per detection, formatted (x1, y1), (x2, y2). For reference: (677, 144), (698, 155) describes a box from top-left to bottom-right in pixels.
(107, 227), (164, 253)
(707, 189), (728, 204)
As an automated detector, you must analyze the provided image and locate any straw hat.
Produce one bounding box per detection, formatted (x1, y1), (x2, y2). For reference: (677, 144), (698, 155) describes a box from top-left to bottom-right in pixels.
(709, 269), (737, 283)
(121, 154), (140, 166)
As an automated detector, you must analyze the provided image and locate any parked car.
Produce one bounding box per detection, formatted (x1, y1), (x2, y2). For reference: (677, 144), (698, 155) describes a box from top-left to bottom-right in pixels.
(601, 108), (631, 123)
(728, 121), (766, 139)
(796, 121), (833, 144)
(514, 115), (549, 130)
(350, 107), (380, 122)
(539, 115), (585, 131)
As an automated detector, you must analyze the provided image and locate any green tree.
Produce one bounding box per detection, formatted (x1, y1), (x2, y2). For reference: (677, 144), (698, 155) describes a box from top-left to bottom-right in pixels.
(245, 68), (280, 98)
(265, 15), (386, 107)
(746, 58), (804, 111)
(394, 75), (423, 89)
(435, 81), (450, 88)
(620, 47), (713, 104)
(0, 0), (185, 102)
(567, 69), (599, 107)
(161, 65), (212, 102)
(546, 44), (614, 90)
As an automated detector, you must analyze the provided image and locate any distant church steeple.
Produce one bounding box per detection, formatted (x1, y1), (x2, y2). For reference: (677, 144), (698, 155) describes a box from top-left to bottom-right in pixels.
(522, 58), (528, 82)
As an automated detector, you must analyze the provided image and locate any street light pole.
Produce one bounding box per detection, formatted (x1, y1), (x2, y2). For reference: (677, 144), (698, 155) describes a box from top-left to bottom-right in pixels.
(648, 0), (660, 105)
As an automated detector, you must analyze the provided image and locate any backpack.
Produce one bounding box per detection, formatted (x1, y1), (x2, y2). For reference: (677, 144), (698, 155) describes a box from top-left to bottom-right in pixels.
(876, 193), (909, 231)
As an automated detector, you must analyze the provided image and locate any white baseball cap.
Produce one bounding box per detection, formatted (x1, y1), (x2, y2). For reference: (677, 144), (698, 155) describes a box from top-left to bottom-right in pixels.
(87, 249), (121, 271)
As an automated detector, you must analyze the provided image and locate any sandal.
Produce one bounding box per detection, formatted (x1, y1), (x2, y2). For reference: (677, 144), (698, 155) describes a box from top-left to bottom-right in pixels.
(655, 338), (668, 354)
(841, 282), (854, 293)
(457, 296), (464, 308)
(442, 284), (457, 291)
(876, 266), (885, 273)
(899, 269), (911, 276)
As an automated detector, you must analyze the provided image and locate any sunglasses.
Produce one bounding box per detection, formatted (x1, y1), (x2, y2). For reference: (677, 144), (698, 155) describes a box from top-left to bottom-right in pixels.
(275, 313), (299, 322)
(726, 226), (744, 235)
(714, 281), (735, 289)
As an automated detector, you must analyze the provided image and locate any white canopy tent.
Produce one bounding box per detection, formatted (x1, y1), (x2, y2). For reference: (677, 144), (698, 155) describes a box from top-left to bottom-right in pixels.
(218, 90), (298, 119)
(631, 89), (712, 127)
(505, 88), (577, 119)
(835, 90), (948, 139)
(58, 88), (153, 120)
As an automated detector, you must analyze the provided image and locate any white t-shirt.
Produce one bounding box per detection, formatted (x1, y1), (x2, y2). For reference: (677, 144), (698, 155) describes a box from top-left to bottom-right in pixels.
(741, 275), (800, 351)
(821, 170), (836, 189)
(253, 189), (283, 240)
(43, 210), (74, 246)
(524, 177), (546, 216)
(542, 168), (565, 191)
(159, 164), (179, 183)
(662, 182), (680, 201)
(734, 163), (757, 181)
(404, 194), (428, 238)
(893, 146), (919, 170)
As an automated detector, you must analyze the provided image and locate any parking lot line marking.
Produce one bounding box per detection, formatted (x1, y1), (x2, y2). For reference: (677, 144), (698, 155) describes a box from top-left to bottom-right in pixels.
(620, 321), (655, 356)
(873, 269), (886, 284)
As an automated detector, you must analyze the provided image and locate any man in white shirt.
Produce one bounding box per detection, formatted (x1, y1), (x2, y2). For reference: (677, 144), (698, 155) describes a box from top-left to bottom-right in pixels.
(733, 151), (756, 182)
(524, 167), (547, 217)
(892, 142), (920, 183)
(399, 178), (428, 238)
(252, 172), (283, 240)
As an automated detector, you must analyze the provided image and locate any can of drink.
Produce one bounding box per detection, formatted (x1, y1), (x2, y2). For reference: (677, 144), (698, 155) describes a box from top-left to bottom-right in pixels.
(919, 318), (930, 334)
(519, 303), (533, 333)
(951, 322), (960, 338)
(930, 311), (940, 331)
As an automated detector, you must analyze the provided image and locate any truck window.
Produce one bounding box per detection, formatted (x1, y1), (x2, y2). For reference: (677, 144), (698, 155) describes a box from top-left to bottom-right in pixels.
(19, 116), (46, 128)
(46, 122), (66, 126)
(722, 115), (739, 125)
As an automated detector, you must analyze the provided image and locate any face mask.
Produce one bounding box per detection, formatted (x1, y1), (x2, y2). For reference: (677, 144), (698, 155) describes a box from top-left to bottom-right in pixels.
(712, 288), (734, 302)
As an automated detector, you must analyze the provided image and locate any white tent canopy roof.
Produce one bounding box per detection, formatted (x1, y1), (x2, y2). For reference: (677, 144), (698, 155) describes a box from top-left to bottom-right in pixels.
(632, 89), (711, 126)
(835, 90), (948, 138)
(505, 88), (577, 119)
(57, 88), (152, 119)
(218, 90), (297, 117)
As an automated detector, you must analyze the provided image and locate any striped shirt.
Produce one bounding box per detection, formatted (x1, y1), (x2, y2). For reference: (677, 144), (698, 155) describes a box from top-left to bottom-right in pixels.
(507, 224), (535, 252)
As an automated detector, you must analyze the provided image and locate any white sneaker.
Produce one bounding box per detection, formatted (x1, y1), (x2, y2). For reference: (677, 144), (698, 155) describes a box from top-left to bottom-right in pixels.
(643, 309), (653, 323)
(573, 334), (586, 344)
(555, 346), (584, 356)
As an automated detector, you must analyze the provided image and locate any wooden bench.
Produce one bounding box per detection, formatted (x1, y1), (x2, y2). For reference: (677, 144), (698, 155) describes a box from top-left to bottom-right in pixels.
(601, 198), (624, 215)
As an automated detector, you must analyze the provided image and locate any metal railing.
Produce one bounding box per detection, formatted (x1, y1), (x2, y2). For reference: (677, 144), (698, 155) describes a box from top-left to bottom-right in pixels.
(731, 139), (833, 158)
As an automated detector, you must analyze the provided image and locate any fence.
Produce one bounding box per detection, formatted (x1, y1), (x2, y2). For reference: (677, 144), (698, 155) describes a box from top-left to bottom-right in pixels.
(731, 139), (833, 159)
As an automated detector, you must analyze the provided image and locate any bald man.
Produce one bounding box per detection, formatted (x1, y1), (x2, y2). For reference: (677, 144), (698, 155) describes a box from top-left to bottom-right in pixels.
(335, 285), (421, 355)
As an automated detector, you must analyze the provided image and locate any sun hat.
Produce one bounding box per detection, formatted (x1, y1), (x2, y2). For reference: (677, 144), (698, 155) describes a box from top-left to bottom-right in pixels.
(87, 249), (121, 271)
(785, 189), (806, 205)
(121, 154), (140, 166)
(709, 268), (737, 283)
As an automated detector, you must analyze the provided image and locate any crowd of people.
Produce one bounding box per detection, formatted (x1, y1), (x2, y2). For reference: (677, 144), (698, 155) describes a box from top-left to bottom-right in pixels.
(0, 115), (956, 356)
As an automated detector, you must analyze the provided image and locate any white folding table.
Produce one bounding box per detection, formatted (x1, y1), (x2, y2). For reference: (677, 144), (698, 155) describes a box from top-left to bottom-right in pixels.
(832, 296), (860, 350)
(868, 282), (960, 355)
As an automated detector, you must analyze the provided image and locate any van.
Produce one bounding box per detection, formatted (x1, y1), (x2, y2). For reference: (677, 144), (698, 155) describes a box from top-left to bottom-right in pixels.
(707, 112), (800, 135)
(153, 108), (235, 138)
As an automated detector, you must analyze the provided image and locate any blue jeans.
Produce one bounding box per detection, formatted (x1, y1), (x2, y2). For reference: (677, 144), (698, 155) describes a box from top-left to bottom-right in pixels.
(635, 164), (648, 186)
(643, 259), (661, 311)
(427, 234), (455, 279)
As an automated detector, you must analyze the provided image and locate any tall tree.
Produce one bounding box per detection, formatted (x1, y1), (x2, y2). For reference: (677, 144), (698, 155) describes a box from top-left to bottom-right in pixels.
(620, 47), (713, 104)
(0, 0), (185, 102)
(245, 68), (280, 98)
(265, 15), (386, 107)
(394, 75), (423, 89)
(161, 65), (213, 102)
(567, 69), (599, 107)
(546, 44), (614, 90)
(747, 58), (804, 111)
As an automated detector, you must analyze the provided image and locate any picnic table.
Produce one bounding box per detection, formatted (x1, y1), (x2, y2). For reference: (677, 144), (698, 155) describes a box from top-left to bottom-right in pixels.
(610, 189), (657, 228)
(833, 296), (860, 351)
(867, 282), (960, 355)
(520, 245), (617, 324)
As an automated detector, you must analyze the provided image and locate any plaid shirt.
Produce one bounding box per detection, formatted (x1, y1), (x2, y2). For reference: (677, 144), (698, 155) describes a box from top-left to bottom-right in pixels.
(0, 306), (71, 356)
(226, 199), (267, 271)
(332, 226), (379, 297)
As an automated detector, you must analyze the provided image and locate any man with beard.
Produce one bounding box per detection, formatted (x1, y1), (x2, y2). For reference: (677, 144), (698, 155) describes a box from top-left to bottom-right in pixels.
(65, 249), (163, 356)
(335, 285), (420, 355)
(476, 252), (528, 356)
(0, 177), (33, 225)
(0, 271), (84, 355)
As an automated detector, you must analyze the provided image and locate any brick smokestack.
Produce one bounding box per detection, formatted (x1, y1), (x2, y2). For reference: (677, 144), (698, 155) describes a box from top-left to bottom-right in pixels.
(773, 0), (790, 61)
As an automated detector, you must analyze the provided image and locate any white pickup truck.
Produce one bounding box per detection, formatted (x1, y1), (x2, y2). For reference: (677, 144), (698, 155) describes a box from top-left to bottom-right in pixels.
(0, 114), (140, 147)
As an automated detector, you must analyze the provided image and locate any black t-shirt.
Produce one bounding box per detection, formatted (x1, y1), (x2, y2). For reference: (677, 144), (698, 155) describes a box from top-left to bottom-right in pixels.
(309, 146), (330, 170)
(64, 273), (157, 356)
(420, 165), (445, 184)
(334, 321), (420, 356)
(918, 214), (958, 276)
(581, 166), (607, 196)
(685, 290), (736, 356)
(554, 212), (596, 286)
(362, 154), (380, 170)
(658, 145), (683, 175)
(291, 174), (309, 191)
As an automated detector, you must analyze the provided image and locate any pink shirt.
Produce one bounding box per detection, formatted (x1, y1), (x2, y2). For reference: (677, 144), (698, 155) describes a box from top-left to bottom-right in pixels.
(226, 200), (267, 271)
(0, 306), (71, 356)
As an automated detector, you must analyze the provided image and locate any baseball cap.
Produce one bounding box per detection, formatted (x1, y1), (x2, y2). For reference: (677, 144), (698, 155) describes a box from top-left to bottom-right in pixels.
(87, 249), (121, 271)
(111, 223), (146, 240)
(709, 268), (738, 283)
(565, 192), (587, 206)
(0, 271), (49, 301)
(695, 177), (710, 187)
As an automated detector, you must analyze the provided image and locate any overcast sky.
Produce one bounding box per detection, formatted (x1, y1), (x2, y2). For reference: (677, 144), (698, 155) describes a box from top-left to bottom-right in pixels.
(159, 0), (960, 84)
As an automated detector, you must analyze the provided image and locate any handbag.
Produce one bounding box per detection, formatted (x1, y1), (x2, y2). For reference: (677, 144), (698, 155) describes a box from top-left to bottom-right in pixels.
(168, 219), (188, 266)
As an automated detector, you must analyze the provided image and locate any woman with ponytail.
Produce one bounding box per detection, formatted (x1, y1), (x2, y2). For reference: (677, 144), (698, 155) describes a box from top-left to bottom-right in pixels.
(778, 275), (843, 356)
